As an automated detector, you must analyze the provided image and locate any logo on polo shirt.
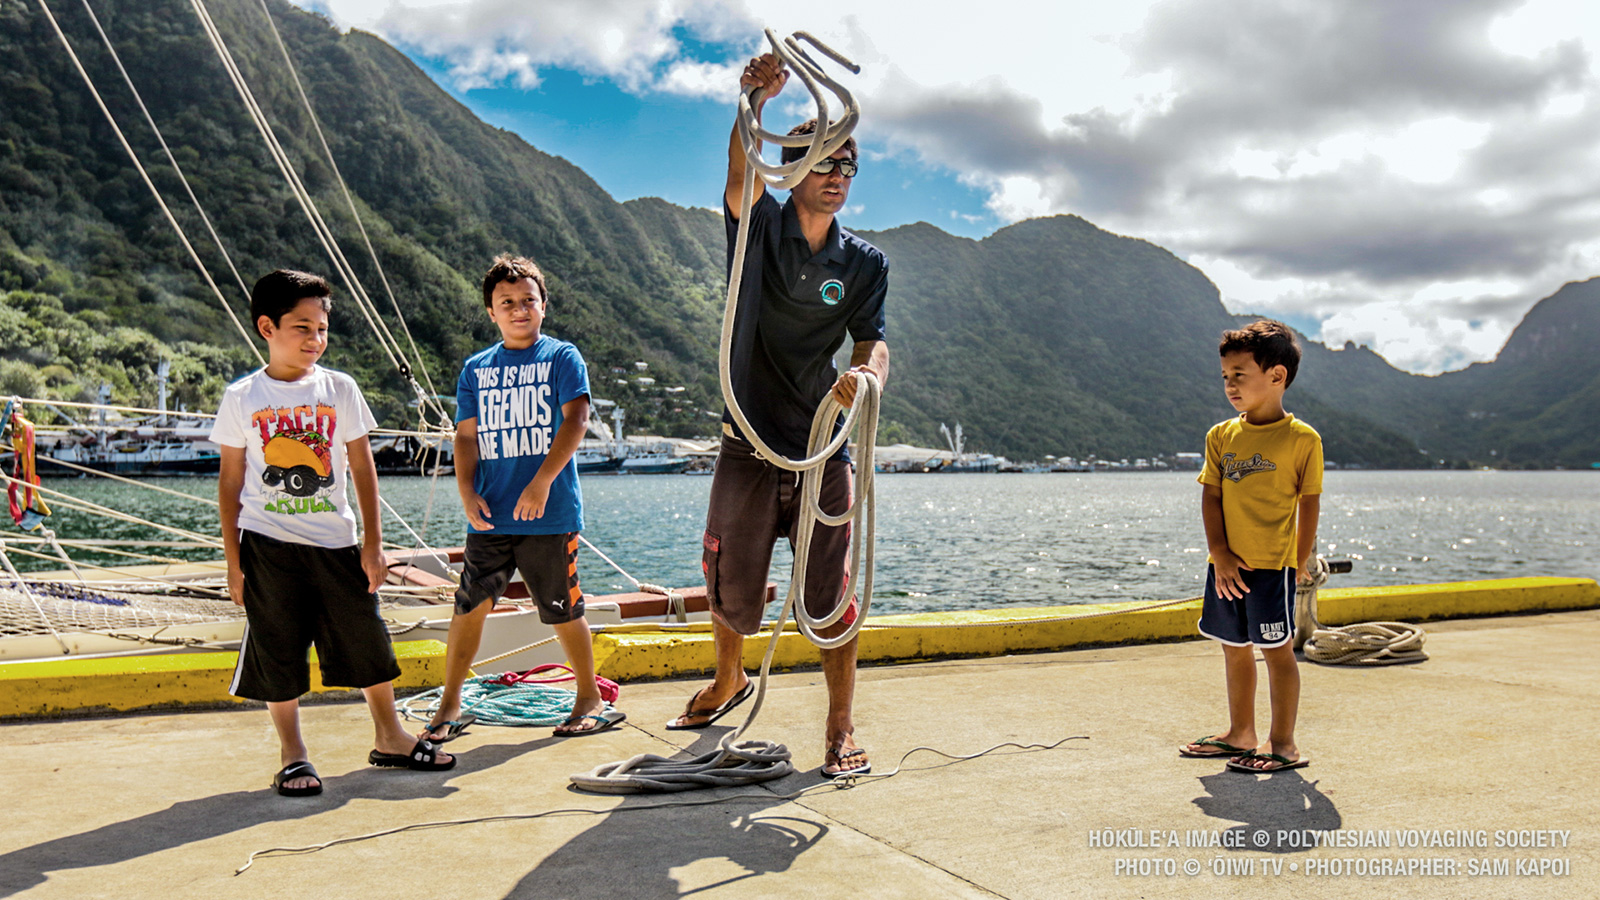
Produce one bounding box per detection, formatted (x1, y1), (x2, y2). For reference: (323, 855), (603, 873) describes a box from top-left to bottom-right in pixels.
(1219, 452), (1276, 482)
(819, 279), (845, 306)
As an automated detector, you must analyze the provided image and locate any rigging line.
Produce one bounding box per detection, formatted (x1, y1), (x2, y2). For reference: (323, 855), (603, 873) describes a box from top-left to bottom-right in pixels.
(185, 0), (410, 379)
(254, 0), (447, 423)
(203, 0), (438, 423)
(35, 426), (212, 438)
(38, 528), (88, 584)
(0, 541), (73, 654)
(576, 534), (643, 589)
(9, 397), (218, 418)
(186, 0), (400, 373)
(22, 540), (207, 568)
(30, 0), (265, 366)
(76, 0), (257, 330)
(2, 544), (230, 597)
(377, 495), (451, 574)
(396, 434), (451, 583)
(0, 473), (221, 544)
(234, 738), (1084, 875)
(0, 538), (216, 548)
(36, 456), (221, 508)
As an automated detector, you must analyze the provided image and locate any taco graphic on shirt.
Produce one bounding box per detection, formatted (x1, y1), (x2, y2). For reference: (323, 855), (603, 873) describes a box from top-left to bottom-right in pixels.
(262, 430), (335, 497)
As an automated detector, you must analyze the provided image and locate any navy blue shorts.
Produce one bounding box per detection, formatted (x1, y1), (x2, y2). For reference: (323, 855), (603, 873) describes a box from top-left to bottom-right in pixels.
(1198, 564), (1295, 648)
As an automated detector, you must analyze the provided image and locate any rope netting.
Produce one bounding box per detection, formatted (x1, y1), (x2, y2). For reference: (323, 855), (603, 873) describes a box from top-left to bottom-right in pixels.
(0, 581), (243, 638)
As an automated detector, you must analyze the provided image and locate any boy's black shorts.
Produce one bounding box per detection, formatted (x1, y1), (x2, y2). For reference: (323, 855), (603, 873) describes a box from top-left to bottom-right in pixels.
(455, 532), (585, 624)
(229, 529), (401, 703)
(702, 433), (856, 636)
(1198, 564), (1295, 648)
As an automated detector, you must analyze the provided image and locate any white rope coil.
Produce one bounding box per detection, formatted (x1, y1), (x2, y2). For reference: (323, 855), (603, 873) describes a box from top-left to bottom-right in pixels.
(1294, 556), (1428, 666)
(574, 29), (873, 794)
(1304, 622), (1428, 666)
(571, 741), (795, 794)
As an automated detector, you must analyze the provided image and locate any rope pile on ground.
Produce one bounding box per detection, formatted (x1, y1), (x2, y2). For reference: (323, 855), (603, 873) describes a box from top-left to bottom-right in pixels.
(399, 665), (621, 728)
(1294, 556), (1429, 666)
(1304, 622), (1428, 665)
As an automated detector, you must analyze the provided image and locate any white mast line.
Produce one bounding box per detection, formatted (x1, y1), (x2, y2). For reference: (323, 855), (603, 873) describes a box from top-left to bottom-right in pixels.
(31, 0), (264, 365)
(253, 0), (450, 426)
(186, 0), (409, 378)
(76, 0), (256, 314)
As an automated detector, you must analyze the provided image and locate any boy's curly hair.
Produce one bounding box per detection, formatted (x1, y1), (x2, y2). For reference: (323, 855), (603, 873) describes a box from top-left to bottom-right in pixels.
(480, 255), (548, 309)
(1220, 319), (1301, 387)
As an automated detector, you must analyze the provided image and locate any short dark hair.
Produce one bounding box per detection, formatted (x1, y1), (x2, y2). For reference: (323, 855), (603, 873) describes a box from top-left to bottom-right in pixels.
(780, 118), (858, 165)
(1220, 319), (1301, 388)
(250, 270), (331, 326)
(481, 255), (548, 309)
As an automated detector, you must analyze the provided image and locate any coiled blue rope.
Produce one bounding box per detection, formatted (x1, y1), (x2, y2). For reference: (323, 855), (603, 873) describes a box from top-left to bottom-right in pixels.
(399, 676), (580, 728)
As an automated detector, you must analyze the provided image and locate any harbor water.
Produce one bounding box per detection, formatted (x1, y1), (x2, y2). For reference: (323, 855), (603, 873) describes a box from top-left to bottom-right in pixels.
(23, 470), (1600, 615)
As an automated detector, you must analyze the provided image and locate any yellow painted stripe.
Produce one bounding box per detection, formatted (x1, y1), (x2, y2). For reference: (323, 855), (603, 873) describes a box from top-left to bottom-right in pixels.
(0, 640), (446, 720)
(4, 577), (1596, 716)
(592, 576), (1600, 681)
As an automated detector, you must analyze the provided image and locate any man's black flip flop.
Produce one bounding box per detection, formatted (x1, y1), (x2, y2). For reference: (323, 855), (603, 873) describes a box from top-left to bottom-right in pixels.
(665, 681), (754, 730)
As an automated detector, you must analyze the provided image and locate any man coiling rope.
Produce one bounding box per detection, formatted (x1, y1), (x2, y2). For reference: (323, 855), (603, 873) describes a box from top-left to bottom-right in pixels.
(572, 29), (886, 793)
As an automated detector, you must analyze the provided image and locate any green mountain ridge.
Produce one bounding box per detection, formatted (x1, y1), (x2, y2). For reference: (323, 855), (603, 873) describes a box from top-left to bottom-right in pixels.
(2, 0), (1596, 467)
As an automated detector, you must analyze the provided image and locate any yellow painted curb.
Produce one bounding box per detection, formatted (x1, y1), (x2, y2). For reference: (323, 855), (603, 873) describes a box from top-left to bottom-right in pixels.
(0, 639), (447, 720)
(1314, 576), (1600, 624)
(5, 577), (1595, 716)
(593, 576), (1600, 682)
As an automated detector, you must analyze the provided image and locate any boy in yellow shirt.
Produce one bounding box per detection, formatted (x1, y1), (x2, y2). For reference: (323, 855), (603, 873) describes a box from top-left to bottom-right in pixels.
(1180, 319), (1322, 773)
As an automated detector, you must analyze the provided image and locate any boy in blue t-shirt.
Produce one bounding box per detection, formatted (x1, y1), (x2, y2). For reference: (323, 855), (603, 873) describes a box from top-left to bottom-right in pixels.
(421, 255), (623, 740)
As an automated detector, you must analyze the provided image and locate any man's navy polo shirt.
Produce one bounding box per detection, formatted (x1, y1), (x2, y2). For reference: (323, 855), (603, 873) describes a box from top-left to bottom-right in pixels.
(722, 191), (888, 461)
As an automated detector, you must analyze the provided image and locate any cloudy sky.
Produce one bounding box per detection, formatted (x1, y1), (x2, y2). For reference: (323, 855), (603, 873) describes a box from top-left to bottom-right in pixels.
(296, 0), (1600, 374)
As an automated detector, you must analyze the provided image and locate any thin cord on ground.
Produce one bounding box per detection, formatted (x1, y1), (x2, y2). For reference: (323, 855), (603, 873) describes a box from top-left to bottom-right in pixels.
(235, 736), (1088, 875)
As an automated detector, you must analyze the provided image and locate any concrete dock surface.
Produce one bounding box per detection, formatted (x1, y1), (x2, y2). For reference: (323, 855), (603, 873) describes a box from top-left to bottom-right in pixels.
(4, 608), (1596, 899)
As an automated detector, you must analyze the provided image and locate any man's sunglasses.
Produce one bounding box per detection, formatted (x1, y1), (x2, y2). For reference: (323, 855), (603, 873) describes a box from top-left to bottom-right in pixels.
(809, 158), (859, 178)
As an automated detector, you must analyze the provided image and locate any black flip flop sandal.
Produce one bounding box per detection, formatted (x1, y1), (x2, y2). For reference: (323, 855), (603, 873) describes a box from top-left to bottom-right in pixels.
(369, 737), (456, 772)
(1179, 736), (1249, 758)
(554, 708), (626, 737)
(822, 745), (871, 779)
(273, 761), (322, 797)
(665, 681), (753, 730)
(420, 714), (476, 744)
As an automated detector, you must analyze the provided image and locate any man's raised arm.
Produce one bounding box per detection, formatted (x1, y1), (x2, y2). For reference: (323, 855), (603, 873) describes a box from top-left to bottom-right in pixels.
(726, 53), (788, 215)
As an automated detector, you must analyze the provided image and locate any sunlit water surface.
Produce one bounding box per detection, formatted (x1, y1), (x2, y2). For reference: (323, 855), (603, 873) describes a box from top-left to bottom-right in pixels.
(26, 471), (1599, 617)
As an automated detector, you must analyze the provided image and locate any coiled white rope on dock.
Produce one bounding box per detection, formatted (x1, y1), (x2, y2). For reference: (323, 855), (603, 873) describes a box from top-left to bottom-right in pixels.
(1304, 621), (1428, 665)
(572, 29), (875, 794)
(1295, 557), (1429, 666)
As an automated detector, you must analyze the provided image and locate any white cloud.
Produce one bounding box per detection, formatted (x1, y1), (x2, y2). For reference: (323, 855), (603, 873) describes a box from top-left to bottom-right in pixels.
(655, 60), (744, 100)
(297, 0), (1600, 374)
(1319, 299), (1513, 374)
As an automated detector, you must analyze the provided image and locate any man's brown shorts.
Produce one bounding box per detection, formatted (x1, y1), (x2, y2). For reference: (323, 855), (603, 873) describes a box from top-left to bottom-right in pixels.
(702, 433), (856, 636)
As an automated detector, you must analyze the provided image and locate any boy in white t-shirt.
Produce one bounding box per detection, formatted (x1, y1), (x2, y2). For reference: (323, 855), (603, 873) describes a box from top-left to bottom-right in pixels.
(211, 270), (453, 797)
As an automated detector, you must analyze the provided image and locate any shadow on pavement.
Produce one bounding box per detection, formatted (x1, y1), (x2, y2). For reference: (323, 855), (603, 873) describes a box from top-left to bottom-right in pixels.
(1192, 769), (1341, 854)
(0, 736), (555, 897)
(503, 730), (827, 899)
